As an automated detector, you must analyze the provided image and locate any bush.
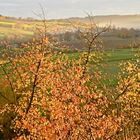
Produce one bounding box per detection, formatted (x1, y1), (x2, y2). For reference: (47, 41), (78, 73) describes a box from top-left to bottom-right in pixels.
(0, 25), (139, 140)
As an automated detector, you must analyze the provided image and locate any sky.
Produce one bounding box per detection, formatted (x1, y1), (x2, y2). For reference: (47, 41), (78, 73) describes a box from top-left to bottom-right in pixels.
(0, 0), (140, 19)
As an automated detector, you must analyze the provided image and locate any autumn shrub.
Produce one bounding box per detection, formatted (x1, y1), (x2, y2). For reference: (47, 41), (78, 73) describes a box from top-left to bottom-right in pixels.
(0, 23), (139, 140)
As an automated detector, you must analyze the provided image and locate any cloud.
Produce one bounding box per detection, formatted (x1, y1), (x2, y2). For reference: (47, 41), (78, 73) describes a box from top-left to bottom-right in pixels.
(0, 0), (139, 18)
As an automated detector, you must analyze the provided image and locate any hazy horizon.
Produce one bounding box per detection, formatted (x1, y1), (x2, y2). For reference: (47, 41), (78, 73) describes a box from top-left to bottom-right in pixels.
(0, 0), (140, 19)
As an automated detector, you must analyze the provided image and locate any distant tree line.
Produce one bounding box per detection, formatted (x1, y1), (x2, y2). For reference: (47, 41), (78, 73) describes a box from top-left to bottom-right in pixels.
(54, 27), (140, 50)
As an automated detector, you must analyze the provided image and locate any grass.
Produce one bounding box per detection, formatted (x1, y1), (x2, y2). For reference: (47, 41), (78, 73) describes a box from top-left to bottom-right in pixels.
(100, 48), (137, 86)
(0, 27), (34, 37)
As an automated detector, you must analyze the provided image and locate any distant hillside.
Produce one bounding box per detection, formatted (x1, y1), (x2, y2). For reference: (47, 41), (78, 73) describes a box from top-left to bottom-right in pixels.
(67, 15), (140, 29)
(0, 14), (140, 50)
(1, 14), (140, 29)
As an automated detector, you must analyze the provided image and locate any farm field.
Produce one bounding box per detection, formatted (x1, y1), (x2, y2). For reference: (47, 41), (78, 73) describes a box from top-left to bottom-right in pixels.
(0, 18), (82, 40)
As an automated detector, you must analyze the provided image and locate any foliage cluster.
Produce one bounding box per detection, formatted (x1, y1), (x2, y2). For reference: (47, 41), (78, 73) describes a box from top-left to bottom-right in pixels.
(0, 22), (139, 140)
